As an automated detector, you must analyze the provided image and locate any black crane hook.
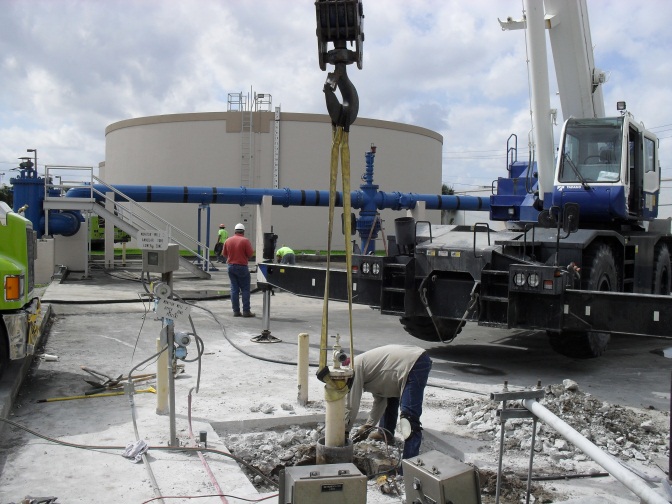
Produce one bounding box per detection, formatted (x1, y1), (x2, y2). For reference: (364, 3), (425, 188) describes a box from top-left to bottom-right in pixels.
(324, 62), (359, 131)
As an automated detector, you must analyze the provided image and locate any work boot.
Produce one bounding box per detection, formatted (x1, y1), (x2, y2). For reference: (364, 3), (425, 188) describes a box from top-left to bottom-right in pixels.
(368, 429), (395, 445)
(233, 312), (242, 317)
(242, 311), (256, 318)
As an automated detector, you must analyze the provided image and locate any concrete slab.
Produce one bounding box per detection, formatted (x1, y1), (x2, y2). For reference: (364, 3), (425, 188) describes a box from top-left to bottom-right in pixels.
(0, 259), (668, 504)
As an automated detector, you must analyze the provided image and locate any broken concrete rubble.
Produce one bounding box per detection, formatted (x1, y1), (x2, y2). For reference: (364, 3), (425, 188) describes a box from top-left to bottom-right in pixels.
(224, 380), (669, 504)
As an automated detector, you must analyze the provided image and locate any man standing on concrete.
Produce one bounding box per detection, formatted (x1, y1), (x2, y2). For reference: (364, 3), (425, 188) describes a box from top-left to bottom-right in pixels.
(275, 245), (296, 265)
(345, 344), (432, 460)
(222, 223), (255, 317)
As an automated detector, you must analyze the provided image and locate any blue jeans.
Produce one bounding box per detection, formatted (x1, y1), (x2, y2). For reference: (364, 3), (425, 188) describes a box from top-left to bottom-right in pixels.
(378, 352), (432, 459)
(280, 253), (296, 265)
(227, 264), (251, 314)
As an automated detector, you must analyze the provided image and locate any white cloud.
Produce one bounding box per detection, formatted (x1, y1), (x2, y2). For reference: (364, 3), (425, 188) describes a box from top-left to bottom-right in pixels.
(0, 0), (670, 208)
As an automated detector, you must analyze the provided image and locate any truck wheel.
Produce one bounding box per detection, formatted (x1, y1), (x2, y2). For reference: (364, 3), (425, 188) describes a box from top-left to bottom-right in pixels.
(547, 244), (616, 358)
(547, 330), (610, 359)
(583, 243), (618, 292)
(0, 324), (9, 381)
(400, 316), (463, 343)
(653, 244), (671, 295)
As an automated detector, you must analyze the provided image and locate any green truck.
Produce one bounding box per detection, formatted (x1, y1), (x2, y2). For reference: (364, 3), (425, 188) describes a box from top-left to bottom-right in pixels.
(0, 202), (41, 378)
(89, 215), (131, 250)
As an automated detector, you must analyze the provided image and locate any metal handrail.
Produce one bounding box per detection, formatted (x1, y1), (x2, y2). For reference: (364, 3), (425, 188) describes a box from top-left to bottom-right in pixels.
(89, 176), (211, 269)
(43, 166), (212, 270)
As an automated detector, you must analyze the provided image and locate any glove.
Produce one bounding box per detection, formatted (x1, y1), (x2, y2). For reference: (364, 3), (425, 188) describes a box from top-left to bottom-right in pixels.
(351, 424), (373, 443)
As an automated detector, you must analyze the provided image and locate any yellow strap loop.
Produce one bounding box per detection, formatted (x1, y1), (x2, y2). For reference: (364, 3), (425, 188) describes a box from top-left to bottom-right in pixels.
(318, 126), (355, 400)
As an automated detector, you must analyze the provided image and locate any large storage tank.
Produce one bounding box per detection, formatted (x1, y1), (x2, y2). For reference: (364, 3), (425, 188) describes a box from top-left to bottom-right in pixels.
(102, 105), (442, 252)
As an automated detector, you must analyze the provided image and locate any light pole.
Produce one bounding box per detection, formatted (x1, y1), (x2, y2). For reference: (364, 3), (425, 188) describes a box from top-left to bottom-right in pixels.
(26, 148), (37, 173)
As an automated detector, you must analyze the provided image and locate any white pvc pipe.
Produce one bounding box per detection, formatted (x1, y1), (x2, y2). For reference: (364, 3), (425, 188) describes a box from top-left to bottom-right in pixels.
(325, 395), (346, 447)
(523, 399), (669, 504)
(297, 333), (309, 406)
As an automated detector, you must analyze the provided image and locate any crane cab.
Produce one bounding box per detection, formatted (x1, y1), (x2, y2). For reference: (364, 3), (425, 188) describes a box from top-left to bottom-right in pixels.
(552, 114), (660, 225)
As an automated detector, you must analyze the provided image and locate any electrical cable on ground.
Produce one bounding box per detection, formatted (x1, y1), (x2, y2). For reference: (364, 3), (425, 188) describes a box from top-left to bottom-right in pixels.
(141, 493), (278, 503)
(187, 388), (228, 504)
(128, 347), (169, 503)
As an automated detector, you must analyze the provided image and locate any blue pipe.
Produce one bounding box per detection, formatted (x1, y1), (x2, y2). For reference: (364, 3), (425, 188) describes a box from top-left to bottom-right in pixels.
(65, 165), (489, 253)
(13, 152), (490, 246)
(65, 185), (489, 212)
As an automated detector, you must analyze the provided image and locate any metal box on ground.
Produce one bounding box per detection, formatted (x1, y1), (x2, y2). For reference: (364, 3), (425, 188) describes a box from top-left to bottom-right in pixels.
(278, 463), (366, 504)
(402, 450), (481, 504)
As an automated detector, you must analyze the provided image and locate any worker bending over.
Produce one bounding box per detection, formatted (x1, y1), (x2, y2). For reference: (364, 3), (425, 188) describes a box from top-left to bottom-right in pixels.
(275, 245), (296, 265)
(345, 344), (432, 460)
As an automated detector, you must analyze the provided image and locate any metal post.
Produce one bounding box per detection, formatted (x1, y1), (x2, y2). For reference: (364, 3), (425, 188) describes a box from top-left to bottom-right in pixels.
(262, 288), (271, 332)
(156, 329), (168, 415)
(205, 204), (211, 271)
(526, 417), (538, 504)
(495, 398), (507, 504)
(197, 205), (202, 263)
(166, 321), (177, 447)
(250, 284), (281, 343)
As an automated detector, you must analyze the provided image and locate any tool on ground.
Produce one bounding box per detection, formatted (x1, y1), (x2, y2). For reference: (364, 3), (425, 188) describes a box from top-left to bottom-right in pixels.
(85, 375), (156, 395)
(37, 386), (156, 403)
(81, 366), (123, 388)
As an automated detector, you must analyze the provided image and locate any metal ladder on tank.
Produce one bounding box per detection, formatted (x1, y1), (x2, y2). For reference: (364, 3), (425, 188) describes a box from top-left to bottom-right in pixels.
(240, 95), (254, 228)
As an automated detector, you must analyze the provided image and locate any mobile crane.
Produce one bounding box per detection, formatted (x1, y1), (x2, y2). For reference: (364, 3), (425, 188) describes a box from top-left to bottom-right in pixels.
(259, 0), (672, 358)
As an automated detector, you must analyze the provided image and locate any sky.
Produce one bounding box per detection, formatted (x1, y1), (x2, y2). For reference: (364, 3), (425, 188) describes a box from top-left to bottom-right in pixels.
(1, 0), (672, 206)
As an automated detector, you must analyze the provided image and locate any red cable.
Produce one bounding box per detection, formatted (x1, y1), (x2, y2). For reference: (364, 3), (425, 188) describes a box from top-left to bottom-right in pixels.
(187, 388), (229, 504)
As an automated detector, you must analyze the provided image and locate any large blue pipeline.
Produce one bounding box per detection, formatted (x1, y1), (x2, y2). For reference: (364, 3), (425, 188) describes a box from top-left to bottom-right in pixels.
(65, 184), (487, 210)
(65, 149), (488, 253)
(12, 147), (490, 250)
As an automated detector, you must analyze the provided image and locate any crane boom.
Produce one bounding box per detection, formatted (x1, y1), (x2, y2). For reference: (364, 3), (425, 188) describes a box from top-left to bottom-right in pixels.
(545, 0), (605, 119)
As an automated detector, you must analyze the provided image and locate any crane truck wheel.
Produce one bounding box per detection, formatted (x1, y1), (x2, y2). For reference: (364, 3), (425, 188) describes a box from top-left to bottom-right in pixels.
(652, 244), (671, 295)
(0, 323), (9, 381)
(400, 315), (464, 343)
(547, 244), (617, 359)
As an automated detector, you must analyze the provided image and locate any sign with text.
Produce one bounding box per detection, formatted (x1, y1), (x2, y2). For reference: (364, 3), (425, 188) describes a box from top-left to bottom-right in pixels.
(156, 298), (192, 322)
(139, 230), (169, 250)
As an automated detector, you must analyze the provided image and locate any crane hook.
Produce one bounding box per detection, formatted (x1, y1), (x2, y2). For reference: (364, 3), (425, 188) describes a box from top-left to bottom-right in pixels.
(324, 62), (359, 131)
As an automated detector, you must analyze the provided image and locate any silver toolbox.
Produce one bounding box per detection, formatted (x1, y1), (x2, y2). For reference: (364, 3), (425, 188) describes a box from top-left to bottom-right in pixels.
(279, 463), (367, 504)
(402, 450), (481, 504)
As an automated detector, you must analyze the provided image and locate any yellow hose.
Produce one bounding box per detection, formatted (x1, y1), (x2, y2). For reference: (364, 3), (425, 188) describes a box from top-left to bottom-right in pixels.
(37, 386), (156, 403)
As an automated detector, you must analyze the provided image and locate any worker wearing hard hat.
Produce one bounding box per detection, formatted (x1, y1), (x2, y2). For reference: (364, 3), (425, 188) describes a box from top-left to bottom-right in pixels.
(222, 223), (255, 317)
(215, 224), (228, 263)
(275, 245), (296, 265)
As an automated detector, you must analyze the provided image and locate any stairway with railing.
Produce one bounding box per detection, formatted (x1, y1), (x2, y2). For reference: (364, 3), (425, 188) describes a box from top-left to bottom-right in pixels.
(42, 165), (212, 279)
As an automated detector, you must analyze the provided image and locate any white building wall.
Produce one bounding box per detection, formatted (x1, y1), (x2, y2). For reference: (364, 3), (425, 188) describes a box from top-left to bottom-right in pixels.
(103, 112), (443, 252)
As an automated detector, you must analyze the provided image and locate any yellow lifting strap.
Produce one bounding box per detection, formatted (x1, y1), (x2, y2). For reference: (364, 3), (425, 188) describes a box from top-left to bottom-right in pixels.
(318, 126), (355, 401)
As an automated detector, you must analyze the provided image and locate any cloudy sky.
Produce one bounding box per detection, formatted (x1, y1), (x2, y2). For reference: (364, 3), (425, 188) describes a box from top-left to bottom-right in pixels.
(1, 0), (672, 204)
